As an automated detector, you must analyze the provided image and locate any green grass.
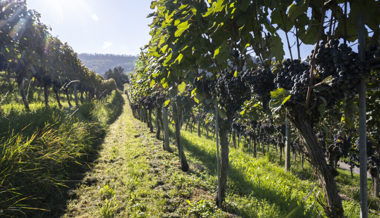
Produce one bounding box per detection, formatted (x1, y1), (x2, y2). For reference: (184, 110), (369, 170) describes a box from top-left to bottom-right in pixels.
(177, 124), (380, 217)
(175, 127), (320, 217)
(0, 91), (124, 217)
(64, 96), (224, 217)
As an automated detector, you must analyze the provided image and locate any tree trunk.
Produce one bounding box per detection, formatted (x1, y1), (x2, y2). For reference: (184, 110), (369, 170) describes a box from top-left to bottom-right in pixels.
(172, 99), (189, 172)
(80, 91), (84, 103)
(216, 117), (230, 207)
(198, 118), (201, 137)
(375, 145), (380, 197)
(43, 84), (49, 108)
(37, 89), (41, 101)
(262, 141), (265, 155)
(162, 106), (171, 152)
(66, 89), (72, 108)
(25, 78), (32, 102)
(18, 79), (30, 112)
(285, 118), (291, 171)
(280, 145), (283, 162)
(246, 136), (249, 150)
(358, 10), (368, 218)
(289, 110), (343, 217)
(148, 108), (153, 133)
(87, 91), (92, 101)
(144, 108), (148, 124)
(156, 108), (162, 139)
(232, 130), (236, 148)
(74, 87), (79, 107)
(138, 108), (142, 121)
(373, 171), (379, 197)
(253, 137), (257, 157)
(215, 99), (221, 207)
(54, 89), (62, 109)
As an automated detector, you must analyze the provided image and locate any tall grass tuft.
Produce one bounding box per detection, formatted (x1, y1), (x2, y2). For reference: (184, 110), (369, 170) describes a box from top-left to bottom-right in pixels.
(0, 91), (124, 217)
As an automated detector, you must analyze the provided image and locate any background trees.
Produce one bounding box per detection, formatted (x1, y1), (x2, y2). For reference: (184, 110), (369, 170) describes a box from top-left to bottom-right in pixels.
(0, 0), (117, 111)
(104, 66), (129, 90)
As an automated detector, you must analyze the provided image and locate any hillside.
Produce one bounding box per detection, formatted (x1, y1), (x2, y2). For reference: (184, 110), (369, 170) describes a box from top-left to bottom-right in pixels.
(78, 53), (137, 76)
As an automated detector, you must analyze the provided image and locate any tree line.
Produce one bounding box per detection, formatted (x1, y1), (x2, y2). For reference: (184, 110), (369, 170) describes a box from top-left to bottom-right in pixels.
(0, 0), (117, 111)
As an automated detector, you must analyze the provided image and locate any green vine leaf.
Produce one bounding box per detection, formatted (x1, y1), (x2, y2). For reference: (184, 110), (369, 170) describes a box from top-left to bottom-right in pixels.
(164, 99), (171, 107)
(270, 88), (291, 113)
(178, 82), (186, 94)
(175, 21), (191, 37)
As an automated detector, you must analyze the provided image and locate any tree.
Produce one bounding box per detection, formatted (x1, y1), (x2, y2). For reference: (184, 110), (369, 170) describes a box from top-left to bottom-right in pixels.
(104, 66), (129, 90)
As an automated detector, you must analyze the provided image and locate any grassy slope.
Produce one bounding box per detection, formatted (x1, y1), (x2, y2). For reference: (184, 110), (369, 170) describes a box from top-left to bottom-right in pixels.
(180, 127), (380, 217)
(63, 97), (380, 217)
(178, 129), (320, 217)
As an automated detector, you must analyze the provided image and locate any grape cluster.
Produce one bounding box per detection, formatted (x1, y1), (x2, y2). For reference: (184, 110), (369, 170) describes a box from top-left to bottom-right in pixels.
(243, 68), (274, 110)
(0, 55), (6, 71)
(245, 121), (258, 138)
(258, 122), (276, 145)
(232, 121), (245, 135)
(327, 134), (352, 168)
(314, 39), (364, 100)
(354, 137), (380, 178)
(193, 75), (216, 98)
(367, 44), (380, 71)
(34, 73), (52, 85)
(151, 92), (166, 108)
(273, 40), (367, 108)
(142, 96), (154, 110)
(274, 59), (310, 102)
(216, 70), (250, 117)
(274, 59), (309, 89)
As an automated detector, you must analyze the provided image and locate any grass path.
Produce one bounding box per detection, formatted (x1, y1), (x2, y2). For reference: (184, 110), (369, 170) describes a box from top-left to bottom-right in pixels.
(63, 95), (216, 217)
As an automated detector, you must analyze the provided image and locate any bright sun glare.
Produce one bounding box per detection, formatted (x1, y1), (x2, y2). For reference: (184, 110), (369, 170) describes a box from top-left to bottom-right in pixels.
(35, 0), (94, 23)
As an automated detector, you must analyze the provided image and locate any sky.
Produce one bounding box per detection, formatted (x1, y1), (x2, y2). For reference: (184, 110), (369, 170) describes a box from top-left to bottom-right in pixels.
(27, 0), (153, 55)
(26, 0), (315, 59)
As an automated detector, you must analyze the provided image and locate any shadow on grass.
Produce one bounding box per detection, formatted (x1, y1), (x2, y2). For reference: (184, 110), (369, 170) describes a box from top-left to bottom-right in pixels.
(47, 93), (126, 218)
(179, 133), (313, 217)
(30, 134), (107, 218)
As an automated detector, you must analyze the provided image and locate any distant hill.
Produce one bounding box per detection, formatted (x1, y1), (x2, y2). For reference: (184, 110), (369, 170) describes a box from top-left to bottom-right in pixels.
(78, 53), (137, 76)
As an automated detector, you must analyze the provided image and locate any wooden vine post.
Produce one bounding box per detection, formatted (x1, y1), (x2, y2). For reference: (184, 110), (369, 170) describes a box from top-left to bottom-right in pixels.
(215, 98), (221, 207)
(357, 7), (368, 218)
(285, 116), (290, 171)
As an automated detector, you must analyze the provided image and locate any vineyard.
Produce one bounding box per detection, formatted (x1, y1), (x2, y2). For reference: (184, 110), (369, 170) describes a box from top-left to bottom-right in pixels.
(1, 0), (380, 217)
(127, 0), (380, 217)
(0, 1), (121, 217)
